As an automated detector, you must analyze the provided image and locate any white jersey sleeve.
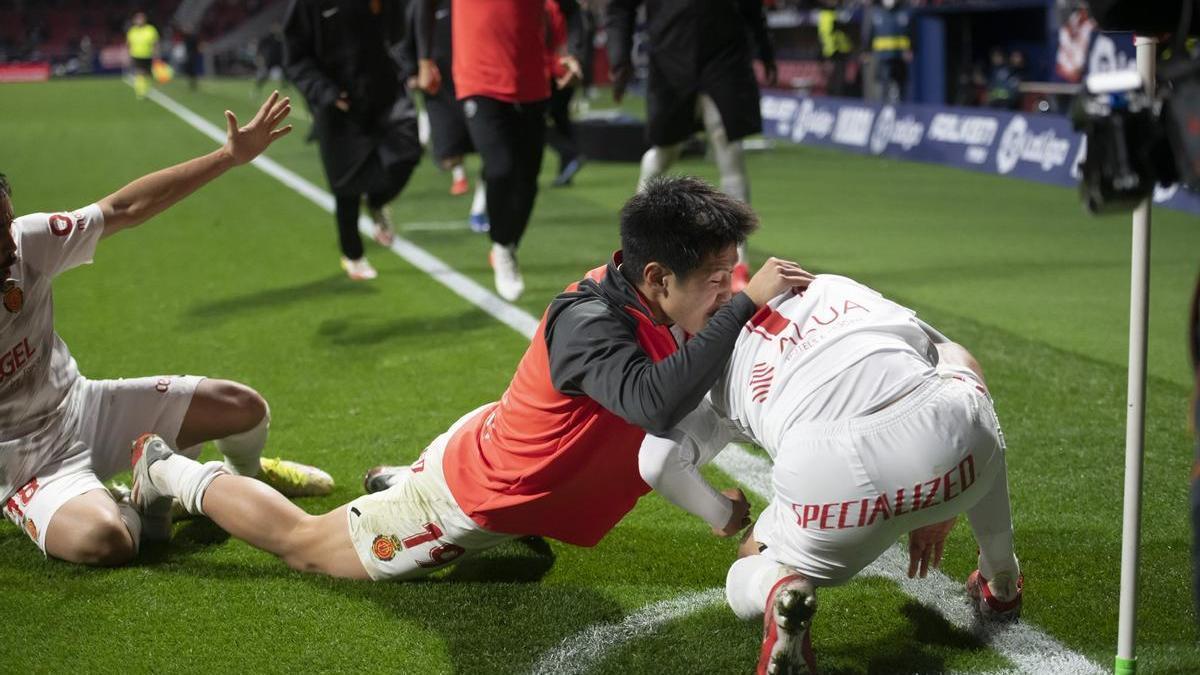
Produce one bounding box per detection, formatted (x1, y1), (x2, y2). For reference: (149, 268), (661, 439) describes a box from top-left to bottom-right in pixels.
(638, 399), (738, 529)
(13, 204), (105, 279)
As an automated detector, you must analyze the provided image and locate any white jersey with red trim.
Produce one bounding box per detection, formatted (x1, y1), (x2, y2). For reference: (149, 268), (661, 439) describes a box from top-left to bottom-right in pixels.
(0, 204), (104, 492)
(710, 275), (938, 457)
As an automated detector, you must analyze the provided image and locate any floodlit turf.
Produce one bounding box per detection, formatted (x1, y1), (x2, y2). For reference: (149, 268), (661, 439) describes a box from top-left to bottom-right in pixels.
(1, 77), (1198, 673)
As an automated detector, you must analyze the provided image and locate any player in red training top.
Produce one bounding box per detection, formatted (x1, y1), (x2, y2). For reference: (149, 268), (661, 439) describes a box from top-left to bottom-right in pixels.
(452, 0), (586, 301)
(130, 176), (813, 580)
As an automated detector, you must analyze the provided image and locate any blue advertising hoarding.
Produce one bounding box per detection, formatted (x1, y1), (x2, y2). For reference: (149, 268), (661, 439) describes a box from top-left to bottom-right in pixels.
(759, 92), (1200, 216)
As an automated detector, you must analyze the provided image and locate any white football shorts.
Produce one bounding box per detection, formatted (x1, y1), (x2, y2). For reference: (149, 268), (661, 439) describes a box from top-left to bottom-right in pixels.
(752, 364), (1005, 585)
(3, 374), (202, 553)
(346, 405), (511, 581)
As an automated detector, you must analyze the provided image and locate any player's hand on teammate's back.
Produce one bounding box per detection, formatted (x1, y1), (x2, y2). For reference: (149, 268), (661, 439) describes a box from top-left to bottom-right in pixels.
(222, 90), (293, 166)
(742, 257), (815, 307)
(907, 516), (957, 578)
(714, 488), (752, 537)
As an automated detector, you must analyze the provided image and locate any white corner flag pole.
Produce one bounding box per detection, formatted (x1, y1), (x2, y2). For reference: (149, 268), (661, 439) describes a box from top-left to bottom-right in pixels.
(1116, 34), (1156, 675)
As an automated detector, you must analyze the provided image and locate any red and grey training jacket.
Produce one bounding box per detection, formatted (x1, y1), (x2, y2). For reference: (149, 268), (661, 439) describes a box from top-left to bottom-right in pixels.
(442, 252), (755, 546)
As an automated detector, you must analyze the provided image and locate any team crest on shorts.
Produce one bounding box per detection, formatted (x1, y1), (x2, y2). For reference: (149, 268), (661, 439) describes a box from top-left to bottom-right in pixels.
(23, 517), (37, 542)
(2, 280), (22, 314)
(371, 534), (400, 562)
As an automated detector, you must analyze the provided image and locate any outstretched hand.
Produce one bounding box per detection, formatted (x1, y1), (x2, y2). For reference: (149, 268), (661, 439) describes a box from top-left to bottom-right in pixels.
(223, 90), (293, 166)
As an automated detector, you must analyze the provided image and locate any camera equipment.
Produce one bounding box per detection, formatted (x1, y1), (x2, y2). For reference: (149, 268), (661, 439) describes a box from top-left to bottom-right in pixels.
(1072, 0), (1200, 213)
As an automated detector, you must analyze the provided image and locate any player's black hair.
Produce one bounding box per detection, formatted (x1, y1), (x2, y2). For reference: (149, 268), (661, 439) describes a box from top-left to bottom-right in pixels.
(0, 173), (10, 199)
(619, 176), (757, 285)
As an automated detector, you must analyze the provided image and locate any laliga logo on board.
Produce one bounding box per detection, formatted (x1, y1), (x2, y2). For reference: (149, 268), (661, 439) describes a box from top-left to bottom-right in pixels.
(869, 106), (925, 155)
(833, 105), (875, 147)
(869, 106), (895, 154)
(995, 115), (1072, 175)
(789, 98), (835, 143)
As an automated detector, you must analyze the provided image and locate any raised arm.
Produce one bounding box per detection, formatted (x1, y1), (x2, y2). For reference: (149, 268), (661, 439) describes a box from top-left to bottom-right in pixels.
(549, 259), (812, 435)
(99, 92), (292, 236)
(548, 293), (757, 435)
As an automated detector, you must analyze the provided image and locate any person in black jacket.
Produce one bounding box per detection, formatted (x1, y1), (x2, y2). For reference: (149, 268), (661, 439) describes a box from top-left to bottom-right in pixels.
(607, 0), (777, 292)
(283, 0), (436, 281)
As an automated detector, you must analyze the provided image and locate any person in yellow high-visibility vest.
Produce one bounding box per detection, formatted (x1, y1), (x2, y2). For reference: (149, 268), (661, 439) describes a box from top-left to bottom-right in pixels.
(868, 0), (912, 103)
(126, 12), (159, 99)
(818, 2), (854, 96)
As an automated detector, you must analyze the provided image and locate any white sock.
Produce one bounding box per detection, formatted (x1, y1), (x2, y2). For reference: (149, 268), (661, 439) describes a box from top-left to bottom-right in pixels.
(216, 408), (269, 477)
(638, 144), (682, 192)
(470, 179), (487, 216)
(418, 109), (430, 146)
(966, 458), (1020, 595)
(115, 500), (142, 555)
(451, 163), (466, 182)
(150, 455), (226, 516)
(697, 93), (750, 203)
(726, 554), (789, 621)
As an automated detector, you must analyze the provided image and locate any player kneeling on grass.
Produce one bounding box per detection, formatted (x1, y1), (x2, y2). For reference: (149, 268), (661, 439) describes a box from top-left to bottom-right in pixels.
(638, 274), (1022, 675)
(126, 177), (814, 580)
(0, 92), (333, 568)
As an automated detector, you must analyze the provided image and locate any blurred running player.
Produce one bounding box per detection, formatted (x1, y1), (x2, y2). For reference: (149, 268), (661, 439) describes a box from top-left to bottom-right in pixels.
(283, 0), (438, 281)
(126, 11), (159, 100)
(130, 177), (813, 581)
(607, 0), (777, 291)
(0, 92), (332, 568)
(453, 0), (586, 300)
(639, 275), (1022, 674)
(401, 0), (489, 230)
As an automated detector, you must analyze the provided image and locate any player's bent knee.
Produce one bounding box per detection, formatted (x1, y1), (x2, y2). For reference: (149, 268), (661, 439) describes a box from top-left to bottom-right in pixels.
(60, 516), (136, 566)
(208, 380), (268, 431)
(937, 342), (985, 382)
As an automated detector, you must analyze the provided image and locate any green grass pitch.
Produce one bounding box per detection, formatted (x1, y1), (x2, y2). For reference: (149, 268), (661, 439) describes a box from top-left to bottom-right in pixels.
(0, 77), (1197, 673)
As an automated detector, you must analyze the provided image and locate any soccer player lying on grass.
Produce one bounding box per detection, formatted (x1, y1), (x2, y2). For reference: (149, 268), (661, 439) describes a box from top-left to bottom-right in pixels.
(127, 176), (813, 580)
(0, 92), (334, 568)
(638, 274), (1022, 675)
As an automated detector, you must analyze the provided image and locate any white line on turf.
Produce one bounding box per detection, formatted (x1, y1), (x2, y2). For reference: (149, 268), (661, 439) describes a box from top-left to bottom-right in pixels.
(145, 87), (1103, 675)
(529, 589), (725, 675)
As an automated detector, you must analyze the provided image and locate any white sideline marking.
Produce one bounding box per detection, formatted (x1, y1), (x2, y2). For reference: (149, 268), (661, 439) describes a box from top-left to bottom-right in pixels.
(145, 88), (539, 339)
(146, 88), (1103, 675)
(529, 589), (725, 675)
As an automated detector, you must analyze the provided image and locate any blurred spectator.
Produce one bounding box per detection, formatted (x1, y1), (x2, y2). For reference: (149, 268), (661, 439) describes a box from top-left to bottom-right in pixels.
(985, 48), (1022, 109)
(818, 0), (854, 96)
(954, 62), (987, 107)
(254, 25), (284, 96)
(1055, 1), (1095, 83)
(181, 29), (200, 90)
(869, 0), (912, 103)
